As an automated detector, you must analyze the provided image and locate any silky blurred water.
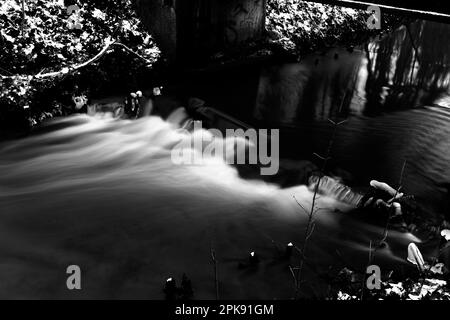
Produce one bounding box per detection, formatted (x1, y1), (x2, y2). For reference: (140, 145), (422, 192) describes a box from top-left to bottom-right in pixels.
(1, 18), (448, 300)
(0, 114), (421, 299)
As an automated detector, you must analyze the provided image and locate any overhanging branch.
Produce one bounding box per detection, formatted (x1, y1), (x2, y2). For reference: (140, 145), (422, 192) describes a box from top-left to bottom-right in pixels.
(0, 39), (154, 81)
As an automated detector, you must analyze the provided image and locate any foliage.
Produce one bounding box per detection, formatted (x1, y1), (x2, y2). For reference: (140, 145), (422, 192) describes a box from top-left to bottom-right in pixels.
(333, 226), (450, 300)
(266, 0), (406, 56)
(0, 0), (160, 129)
(336, 272), (450, 300)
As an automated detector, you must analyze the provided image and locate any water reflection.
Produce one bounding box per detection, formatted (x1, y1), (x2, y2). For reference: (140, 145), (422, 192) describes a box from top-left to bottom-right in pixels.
(364, 20), (450, 113)
(250, 20), (450, 216)
(255, 20), (450, 122)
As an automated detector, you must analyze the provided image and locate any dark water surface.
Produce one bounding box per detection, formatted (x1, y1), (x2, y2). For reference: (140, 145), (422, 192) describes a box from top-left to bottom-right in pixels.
(179, 20), (450, 216)
(0, 20), (449, 299)
(0, 114), (422, 299)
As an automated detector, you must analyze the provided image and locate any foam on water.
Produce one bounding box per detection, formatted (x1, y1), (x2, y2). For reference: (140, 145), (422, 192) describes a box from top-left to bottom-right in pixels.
(0, 113), (420, 299)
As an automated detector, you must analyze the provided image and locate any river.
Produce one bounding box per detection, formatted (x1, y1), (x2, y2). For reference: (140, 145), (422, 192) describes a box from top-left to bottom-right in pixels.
(0, 19), (449, 299)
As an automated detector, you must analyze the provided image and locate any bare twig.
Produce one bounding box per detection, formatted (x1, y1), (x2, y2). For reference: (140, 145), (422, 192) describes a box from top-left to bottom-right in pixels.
(3, 15), (19, 31)
(21, 0), (26, 37)
(379, 160), (407, 244)
(0, 67), (13, 76)
(360, 240), (373, 300)
(305, 223), (316, 242)
(289, 266), (297, 288)
(292, 195), (308, 215)
(389, 160), (407, 204)
(210, 247), (219, 300)
(292, 112), (347, 298)
(362, 160), (408, 300)
(112, 42), (155, 65)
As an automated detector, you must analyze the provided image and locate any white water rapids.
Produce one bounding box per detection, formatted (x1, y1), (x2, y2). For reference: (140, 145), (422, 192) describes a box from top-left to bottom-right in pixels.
(0, 113), (420, 299)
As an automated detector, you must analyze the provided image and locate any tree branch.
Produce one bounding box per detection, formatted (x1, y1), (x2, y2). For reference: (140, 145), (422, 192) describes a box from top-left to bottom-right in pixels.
(0, 39), (154, 81)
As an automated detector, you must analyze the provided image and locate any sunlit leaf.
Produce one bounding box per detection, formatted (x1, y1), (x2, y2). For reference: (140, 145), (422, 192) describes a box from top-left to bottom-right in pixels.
(441, 229), (450, 241)
(407, 243), (425, 271)
(430, 263), (445, 275)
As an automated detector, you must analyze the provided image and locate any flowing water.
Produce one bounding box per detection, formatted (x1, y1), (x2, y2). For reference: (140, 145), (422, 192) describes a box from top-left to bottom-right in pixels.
(191, 20), (450, 217)
(249, 21), (450, 217)
(1, 20), (449, 299)
(0, 114), (421, 299)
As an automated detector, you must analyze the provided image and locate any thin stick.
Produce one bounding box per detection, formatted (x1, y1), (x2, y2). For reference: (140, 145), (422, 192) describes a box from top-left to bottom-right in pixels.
(112, 42), (155, 65)
(392, 160), (407, 202)
(360, 240), (373, 300)
(0, 67), (13, 76)
(293, 114), (346, 298)
(21, 0), (25, 37)
(211, 247), (219, 300)
(364, 160), (408, 299)
(378, 160), (407, 243)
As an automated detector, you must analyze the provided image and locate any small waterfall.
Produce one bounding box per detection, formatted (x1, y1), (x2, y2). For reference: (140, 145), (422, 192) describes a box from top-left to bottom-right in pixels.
(308, 175), (363, 207)
(0, 113), (420, 299)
